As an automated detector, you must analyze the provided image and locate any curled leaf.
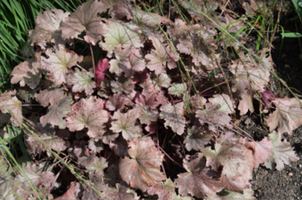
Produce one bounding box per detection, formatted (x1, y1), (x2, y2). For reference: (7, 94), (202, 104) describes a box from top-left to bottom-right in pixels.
(95, 58), (110, 86)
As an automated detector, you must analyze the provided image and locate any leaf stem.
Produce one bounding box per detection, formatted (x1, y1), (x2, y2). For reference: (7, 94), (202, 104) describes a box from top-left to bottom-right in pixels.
(90, 44), (96, 82)
(156, 144), (183, 169)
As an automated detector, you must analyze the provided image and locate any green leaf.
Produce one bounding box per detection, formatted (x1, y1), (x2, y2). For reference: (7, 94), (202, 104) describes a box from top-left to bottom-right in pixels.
(281, 32), (302, 38)
(168, 83), (187, 96)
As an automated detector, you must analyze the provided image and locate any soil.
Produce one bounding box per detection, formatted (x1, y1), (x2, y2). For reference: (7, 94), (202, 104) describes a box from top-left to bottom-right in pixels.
(239, 116), (302, 200)
(232, 0), (302, 199)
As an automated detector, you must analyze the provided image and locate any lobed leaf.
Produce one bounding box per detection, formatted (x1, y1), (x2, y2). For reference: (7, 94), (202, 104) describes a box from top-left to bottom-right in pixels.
(105, 92), (133, 111)
(15, 163), (55, 199)
(69, 68), (96, 95)
(40, 97), (72, 128)
(41, 44), (83, 85)
(100, 19), (143, 55)
(146, 35), (178, 74)
(265, 97), (302, 135)
(102, 183), (140, 200)
(110, 109), (142, 141)
(246, 137), (273, 168)
(11, 56), (41, 89)
(25, 123), (67, 157)
(265, 131), (299, 171)
(54, 182), (80, 200)
(86, 157), (108, 176)
(205, 189), (256, 200)
(109, 44), (145, 77)
(147, 178), (191, 200)
(196, 102), (232, 132)
(168, 83), (187, 97)
(108, 0), (133, 20)
(160, 102), (186, 135)
(35, 88), (65, 107)
(66, 96), (109, 139)
(202, 135), (254, 192)
(59, 0), (109, 44)
(174, 154), (224, 198)
(119, 137), (166, 192)
(132, 7), (165, 28)
(133, 103), (158, 125)
(29, 8), (70, 49)
(184, 126), (211, 151)
(0, 91), (23, 126)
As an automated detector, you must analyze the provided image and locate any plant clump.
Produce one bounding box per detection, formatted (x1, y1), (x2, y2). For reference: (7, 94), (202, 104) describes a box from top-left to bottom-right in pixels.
(0, 0), (300, 199)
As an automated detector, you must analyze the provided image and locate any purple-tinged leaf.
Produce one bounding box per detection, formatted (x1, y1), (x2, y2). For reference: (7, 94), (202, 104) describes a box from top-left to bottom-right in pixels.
(108, 0), (133, 20)
(209, 94), (234, 114)
(146, 35), (178, 74)
(11, 56), (41, 89)
(102, 129), (119, 145)
(40, 96), (72, 128)
(110, 76), (135, 95)
(54, 182), (80, 200)
(59, 0), (109, 45)
(102, 184), (140, 200)
(15, 163), (55, 199)
(35, 88), (65, 107)
(66, 96), (109, 139)
(139, 80), (167, 109)
(105, 92), (133, 111)
(174, 154), (224, 198)
(29, 8), (70, 49)
(41, 44), (83, 85)
(0, 91), (23, 126)
(69, 68), (96, 95)
(148, 179), (180, 200)
(196, 102), (232, 132)
(246, 137), (273, 168)
(205, 189), (256, 200)
(88, 139), (103, 154)
(265, 97), (302, 135)
(109, 44), (145, 77)
(133, 103), (158, 125)
(184, 126), (211, 151)
(25, 123), (67, 157)
(95, 58), (110, 86)
(119, 137), (166, 192)
(261, 88), (275, 108)
(202, 138), (254, 192)
(86, 157), (108, 176)
(265, 131), (299, 170)
(100, 19), (143, 55)
(160, 102), (186, 135)
(132, 7), (165, 28)
(110, 109), (141, 141)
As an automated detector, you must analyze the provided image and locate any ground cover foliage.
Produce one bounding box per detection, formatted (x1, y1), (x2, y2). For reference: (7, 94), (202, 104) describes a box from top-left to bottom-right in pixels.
(0, 0), (301, 199)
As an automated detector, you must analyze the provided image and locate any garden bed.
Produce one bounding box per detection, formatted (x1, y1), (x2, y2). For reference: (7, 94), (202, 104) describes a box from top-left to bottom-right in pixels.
(1, 0), (302, 199)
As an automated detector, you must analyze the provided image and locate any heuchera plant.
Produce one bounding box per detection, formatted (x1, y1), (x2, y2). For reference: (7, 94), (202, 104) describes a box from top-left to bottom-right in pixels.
(1, 0), (300, 199)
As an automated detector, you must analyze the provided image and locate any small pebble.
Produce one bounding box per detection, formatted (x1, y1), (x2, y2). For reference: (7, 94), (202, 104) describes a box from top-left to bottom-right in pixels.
(289, 172), (293, 177)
